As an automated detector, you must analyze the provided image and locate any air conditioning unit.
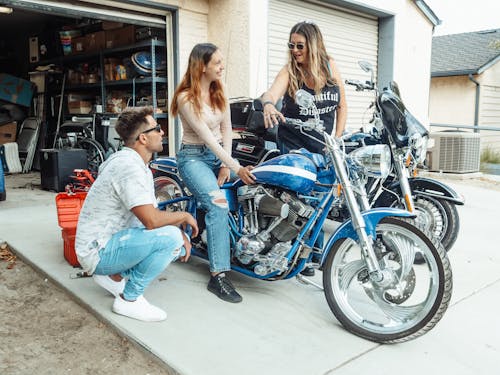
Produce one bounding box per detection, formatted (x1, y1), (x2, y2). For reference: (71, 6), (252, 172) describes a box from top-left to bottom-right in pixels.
(427, 131), (480, 173)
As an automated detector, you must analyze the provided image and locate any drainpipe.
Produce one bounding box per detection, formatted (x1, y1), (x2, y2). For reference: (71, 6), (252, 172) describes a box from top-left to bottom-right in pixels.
(468, 74), (480, 133)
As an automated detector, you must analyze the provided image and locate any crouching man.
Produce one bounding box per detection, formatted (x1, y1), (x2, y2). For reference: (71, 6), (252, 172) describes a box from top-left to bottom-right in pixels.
(76, 106), (198, 322)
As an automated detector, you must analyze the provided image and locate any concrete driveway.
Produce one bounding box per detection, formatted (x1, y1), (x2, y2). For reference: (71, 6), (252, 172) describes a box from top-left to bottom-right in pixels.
(1, 172), (499, 375)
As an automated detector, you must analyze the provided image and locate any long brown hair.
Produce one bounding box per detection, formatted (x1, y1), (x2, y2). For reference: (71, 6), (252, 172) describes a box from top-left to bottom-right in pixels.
(171, 43), (227, 116)
(287, 22), (336, 97)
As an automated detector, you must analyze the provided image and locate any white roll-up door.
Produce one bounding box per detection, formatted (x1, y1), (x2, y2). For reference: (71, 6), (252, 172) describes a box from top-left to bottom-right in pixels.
(268, 0), (379, 129)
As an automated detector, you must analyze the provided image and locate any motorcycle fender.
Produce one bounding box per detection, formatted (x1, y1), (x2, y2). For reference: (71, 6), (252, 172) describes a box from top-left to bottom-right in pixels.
(320, 208), (414, 266)
(150, 157), (179, 176)
(408, 177), (465, 205)
(378, 177), (465, 206)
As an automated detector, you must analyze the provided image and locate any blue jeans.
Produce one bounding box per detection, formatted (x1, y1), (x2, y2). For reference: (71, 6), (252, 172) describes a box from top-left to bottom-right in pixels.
(94, 226), (184, 300)
(177, 144), (230, 273)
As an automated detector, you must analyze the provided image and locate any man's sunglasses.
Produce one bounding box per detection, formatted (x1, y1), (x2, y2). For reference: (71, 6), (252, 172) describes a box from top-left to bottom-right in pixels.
(288, 42), (305, 50)
(136, 124), (161, 140)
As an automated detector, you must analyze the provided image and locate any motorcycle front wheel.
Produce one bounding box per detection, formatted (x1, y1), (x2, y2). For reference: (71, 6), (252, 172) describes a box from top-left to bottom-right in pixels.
(322, 217), (452, 343)
(389, 195), (459, 252)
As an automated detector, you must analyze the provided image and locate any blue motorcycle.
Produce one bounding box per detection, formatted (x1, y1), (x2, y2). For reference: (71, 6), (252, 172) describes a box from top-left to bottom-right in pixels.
(150, 90), (452, 343)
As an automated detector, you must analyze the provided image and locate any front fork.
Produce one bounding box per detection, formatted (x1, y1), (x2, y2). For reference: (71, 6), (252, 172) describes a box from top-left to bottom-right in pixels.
(326, 138), (384, 281)
(393, 154), (415, 213)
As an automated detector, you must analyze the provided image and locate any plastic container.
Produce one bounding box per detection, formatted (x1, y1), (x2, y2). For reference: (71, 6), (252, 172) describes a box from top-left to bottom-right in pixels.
(55, 192), (87, 228)
(55, 192), (87, 266)
(62, 227), (79, 267)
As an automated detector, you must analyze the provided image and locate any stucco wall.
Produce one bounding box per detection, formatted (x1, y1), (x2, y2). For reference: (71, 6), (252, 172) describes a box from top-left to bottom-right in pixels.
(429, 61), (500, 152)
(392, 1), (434, 126)
(158, 0), (434, 126)
(429, 76), (476, 126)
(207, 0), (251, 98)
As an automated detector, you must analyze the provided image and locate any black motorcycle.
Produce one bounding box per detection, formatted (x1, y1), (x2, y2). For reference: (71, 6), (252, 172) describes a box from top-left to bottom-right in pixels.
(229, 63), (464, 252)
(341, 61), (463, 251)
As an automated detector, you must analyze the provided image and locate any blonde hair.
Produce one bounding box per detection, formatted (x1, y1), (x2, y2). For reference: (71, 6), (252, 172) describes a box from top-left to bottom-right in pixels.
(171, 43), (226, 116)
(287, 22), (337, 97)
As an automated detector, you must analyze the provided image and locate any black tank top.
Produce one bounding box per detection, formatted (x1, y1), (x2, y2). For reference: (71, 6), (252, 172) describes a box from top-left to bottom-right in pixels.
(280, 84), (340, 154)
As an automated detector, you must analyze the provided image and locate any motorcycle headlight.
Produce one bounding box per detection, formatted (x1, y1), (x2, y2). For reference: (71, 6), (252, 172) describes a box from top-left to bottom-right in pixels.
(411, 134), (428, 164)
(349, 144), (391, 179)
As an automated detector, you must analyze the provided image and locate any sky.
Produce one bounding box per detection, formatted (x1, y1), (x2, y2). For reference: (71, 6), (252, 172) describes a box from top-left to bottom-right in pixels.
(424, 0), (500, 36)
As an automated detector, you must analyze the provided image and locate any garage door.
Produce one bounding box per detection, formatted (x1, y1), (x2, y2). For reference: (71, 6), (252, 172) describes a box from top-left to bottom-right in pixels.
(0, 0), (167, 26)
(0, 0), (179, 154)
(268, 0), (378, 129)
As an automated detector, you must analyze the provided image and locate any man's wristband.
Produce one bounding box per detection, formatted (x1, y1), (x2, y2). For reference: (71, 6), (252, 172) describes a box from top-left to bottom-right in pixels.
(262, 101), (274, 108)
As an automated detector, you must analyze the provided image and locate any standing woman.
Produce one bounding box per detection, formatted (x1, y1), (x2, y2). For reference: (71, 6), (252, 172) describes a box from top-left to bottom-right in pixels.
(261, 21), (347, 154)
(171, 43), (255, 303)
(260, 21), (347, 276)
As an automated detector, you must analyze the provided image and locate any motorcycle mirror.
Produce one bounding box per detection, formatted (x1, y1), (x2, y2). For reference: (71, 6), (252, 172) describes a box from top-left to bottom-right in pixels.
(358, 60), (372, 73)
(295, 89), (314, 109)
(389, 81), (401, 98)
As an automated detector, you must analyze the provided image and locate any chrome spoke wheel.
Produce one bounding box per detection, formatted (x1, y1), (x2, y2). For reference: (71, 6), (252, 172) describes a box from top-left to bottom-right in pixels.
(413, 196), (448, 241)
(154, 175), (186, 212)
(323, 217), (452, 343)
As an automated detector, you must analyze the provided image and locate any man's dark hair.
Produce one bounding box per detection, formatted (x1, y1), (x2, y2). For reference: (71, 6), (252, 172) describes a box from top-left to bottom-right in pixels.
(115, 106), (155, 145)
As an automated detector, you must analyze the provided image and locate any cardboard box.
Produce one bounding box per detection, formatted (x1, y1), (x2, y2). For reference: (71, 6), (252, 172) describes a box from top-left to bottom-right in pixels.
(101, 21), (124, 30)
(68, 101), (92, 114)
(71, 31), (105, 54)
(105, 25), (135, 49)
(0, 74), (35, 107)
(0, 122), (17, 144)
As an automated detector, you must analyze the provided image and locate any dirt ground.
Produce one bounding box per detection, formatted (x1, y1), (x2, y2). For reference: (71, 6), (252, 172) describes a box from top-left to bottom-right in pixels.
(0, 244), (175, 375)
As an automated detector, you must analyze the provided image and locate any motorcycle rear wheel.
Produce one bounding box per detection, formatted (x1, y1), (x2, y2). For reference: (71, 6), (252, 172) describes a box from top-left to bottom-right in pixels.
(154, 174), (187, 212)
(322, 217), (452, 343)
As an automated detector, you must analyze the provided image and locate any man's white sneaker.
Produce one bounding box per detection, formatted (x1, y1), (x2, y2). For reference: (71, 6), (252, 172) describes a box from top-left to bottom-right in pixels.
(93, 274), (125, 297)
(112, 295), (167, 322)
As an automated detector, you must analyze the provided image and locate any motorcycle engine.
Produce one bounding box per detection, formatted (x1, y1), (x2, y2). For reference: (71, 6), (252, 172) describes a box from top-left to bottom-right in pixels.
(235, 185), (314, 275)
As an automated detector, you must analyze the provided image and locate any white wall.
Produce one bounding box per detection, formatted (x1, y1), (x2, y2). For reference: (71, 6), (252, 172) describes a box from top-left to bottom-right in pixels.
(159, 0), (434, 126)
(429, 75), (476, 126)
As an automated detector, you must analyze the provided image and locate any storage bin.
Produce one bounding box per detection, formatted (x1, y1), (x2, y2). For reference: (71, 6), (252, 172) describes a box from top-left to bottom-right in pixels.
(55, 191), (87, 228)
(55, 192), (87, 267)
(62, 227), (79, 267)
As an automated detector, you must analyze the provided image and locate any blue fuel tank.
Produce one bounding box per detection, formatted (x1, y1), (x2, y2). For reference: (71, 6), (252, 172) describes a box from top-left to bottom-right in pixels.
(251, 154), (317, 194)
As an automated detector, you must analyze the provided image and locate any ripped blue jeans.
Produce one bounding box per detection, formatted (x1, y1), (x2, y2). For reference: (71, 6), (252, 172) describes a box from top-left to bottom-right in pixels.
(94, 226), (184, 300)
(177, 144), (230, 273)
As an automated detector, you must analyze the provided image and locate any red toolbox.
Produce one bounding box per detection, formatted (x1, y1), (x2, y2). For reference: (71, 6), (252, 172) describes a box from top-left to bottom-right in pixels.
(55, 192), (87, 266)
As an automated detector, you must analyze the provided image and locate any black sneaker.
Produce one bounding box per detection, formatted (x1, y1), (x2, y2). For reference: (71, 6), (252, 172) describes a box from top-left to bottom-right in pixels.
(300, 266), (315, 277)
(207, 273), (243, 303)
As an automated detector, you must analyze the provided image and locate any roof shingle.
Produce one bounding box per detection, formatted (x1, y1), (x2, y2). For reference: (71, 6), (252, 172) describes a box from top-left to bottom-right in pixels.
(431, 28), (500, 77)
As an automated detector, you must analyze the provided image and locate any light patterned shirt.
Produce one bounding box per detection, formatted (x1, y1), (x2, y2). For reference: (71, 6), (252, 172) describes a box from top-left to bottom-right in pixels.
(75, 147), (156, 274)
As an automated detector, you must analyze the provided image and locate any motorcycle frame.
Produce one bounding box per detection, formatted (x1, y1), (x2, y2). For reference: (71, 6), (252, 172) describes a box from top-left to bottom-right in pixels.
(151, 127), (415, 282)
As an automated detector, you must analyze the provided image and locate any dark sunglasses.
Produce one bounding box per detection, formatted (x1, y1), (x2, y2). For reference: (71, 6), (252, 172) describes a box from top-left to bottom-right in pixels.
(288, 42), (305, 50)
(136, 124), (161, 140)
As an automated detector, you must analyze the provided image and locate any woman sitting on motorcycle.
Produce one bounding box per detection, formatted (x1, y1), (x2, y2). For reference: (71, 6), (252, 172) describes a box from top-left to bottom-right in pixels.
(171, 43), (255, 303)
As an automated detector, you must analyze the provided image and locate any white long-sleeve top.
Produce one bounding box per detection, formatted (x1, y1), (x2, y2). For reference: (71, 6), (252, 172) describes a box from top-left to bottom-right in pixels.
(177, 92), (241, 173)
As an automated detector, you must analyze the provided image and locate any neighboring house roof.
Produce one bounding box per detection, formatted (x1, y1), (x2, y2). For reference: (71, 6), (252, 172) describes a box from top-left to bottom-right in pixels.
(431, 28), (500, 77)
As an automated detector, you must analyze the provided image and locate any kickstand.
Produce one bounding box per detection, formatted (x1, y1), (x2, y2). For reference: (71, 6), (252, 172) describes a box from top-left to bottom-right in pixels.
(296, 274), (324, 290)
(70, 271), (91, 279)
